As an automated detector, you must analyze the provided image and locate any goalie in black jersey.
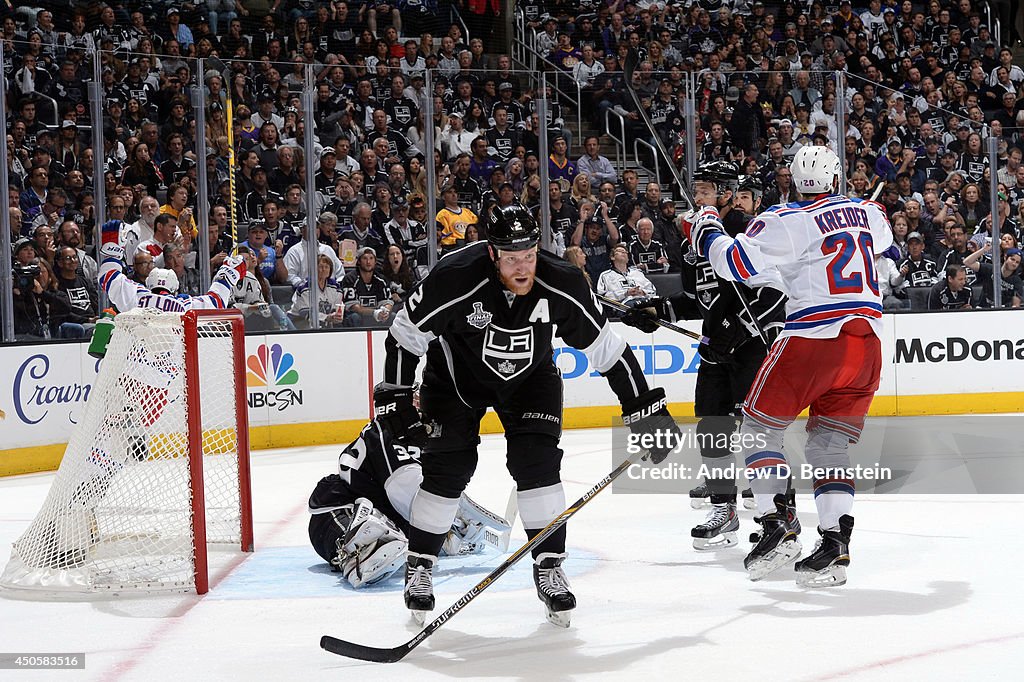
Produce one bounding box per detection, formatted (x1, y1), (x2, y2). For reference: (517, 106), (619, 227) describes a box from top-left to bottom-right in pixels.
(380, 203), (680, 627)
(308, 384), (512, 589)
(622, 165), (799, 551)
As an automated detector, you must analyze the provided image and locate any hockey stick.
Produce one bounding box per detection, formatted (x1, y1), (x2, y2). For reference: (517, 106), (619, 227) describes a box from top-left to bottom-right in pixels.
(597, 293), (703, 341)
(321, 451), (642, 663)
(622, 49), (771, 347)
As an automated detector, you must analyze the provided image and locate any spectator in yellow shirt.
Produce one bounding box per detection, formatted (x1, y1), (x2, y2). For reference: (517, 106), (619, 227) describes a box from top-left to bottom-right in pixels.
(161, 182), (198, 239)
(436, 183), (477, 253)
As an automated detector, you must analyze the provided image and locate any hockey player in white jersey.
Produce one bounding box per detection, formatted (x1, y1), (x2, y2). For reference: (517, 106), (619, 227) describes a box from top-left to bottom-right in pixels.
(683, 146), (893, 586)
(97, 219), (246, 314)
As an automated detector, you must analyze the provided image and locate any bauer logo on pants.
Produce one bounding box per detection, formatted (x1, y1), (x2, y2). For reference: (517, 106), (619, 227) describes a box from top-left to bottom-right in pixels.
(481, 325), (534, 381)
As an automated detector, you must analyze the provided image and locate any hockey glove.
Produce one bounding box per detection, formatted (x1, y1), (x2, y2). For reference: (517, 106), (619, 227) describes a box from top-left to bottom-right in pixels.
(373, 383), (428, 447)
(620, 297), (672, 333)
(213, 256), (247, 289)
(680, 206), (725, 259)
(99, 219), (125, 264)
(696, 316), (749, 365)
(622, 387), (681, 464)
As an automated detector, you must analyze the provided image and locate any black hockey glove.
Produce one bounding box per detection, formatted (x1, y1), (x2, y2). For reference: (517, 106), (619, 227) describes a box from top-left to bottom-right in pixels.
(697, 316), (750, 365)
(621, 387), (681, 464)
(620, 297), (671, 333)
(373, 383), (428, 447)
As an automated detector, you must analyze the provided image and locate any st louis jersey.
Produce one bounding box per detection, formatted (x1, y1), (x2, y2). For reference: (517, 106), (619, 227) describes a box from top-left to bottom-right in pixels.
(707, 195), (893, 339)
(100, 264), (230, 313)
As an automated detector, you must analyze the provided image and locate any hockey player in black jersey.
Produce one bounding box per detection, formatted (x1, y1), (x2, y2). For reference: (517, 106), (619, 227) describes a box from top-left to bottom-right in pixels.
(381, 204), (681, 627)
(308, 385), (511, 589)
(622, 165), (798, 551)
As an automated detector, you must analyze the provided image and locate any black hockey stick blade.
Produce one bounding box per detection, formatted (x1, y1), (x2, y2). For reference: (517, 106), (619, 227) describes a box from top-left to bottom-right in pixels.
(597, 294), (703, 341)
(320, 453), (641, 663)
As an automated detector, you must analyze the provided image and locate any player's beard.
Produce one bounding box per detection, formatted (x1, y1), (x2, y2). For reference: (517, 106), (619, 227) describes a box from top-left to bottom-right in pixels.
(493, 259), (536, 292)
(498, 268), (536, 296)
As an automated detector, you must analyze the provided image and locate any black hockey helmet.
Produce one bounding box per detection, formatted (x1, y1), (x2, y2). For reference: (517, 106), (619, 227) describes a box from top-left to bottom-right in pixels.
(693, 160), (740, 192)
(736, 174), (763, 199)
(487, 204), (540, 252)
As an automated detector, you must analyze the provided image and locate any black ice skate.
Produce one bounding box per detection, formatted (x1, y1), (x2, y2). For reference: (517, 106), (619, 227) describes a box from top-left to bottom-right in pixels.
(403, 553), (436, 625)
(744, 494), (802, 581)
(691, 501), (739, 551)
(533, 552), (576, 628)
(748, 492), (801, 542)
(795, 515), (853, 588)
(689, 480), (710, 509)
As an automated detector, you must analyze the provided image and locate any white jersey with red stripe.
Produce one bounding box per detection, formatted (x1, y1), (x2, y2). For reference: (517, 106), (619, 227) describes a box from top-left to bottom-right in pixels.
(706, 194), (893, 339)
(99, 261), (231, 313)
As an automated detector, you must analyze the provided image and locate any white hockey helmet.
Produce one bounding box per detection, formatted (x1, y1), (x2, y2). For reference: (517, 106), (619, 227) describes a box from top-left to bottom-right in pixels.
(146, 268), (179, 294)
(790, 145), (841, 195)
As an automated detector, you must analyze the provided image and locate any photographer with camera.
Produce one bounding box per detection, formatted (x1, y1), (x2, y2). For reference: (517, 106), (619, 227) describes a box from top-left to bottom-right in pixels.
(13, 253), (82, 341)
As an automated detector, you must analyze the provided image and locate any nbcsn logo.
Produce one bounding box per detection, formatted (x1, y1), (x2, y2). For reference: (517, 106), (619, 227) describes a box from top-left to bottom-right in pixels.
(246, 343), (303, 411)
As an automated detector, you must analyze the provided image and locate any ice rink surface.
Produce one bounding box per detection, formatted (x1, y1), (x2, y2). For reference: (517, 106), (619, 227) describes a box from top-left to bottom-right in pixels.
(1, 427), (1022, 681)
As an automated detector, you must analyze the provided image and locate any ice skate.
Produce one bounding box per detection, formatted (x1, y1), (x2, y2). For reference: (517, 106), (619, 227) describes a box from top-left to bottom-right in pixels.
(748, 493), (801, 542)
(688, 480), (710, 509)
(533, 552), (575, 628)
(741, 487), (755, 510)
(744, 494), (802, 581)
(691, 501), (739, 551)
(404, 553), (436, 625)
(795, 515), (853, 588)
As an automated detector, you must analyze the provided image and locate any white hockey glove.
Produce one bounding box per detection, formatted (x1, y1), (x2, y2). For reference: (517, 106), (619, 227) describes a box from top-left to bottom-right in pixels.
(680, 206), (725, 258)
(99, 219), (125, 264)
(214, 256), (247, 289)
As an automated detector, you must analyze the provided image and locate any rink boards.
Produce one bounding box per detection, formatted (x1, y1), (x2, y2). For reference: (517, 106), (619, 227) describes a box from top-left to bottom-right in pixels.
(2, 309), (1023, 476)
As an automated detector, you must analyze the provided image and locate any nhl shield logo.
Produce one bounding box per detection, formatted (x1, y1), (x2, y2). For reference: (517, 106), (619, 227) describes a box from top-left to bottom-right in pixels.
(466, 302), (493, 329)
(481, 325), (534, 381)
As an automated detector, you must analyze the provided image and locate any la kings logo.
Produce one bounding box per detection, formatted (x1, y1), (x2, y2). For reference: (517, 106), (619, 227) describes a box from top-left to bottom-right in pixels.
(481, 325), (534, 381)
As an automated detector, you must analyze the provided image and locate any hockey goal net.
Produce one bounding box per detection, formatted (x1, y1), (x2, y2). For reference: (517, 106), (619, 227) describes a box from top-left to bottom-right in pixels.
(0, 308), (253, 596)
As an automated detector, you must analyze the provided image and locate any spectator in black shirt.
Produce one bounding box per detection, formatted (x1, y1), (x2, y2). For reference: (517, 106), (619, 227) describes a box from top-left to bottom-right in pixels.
(899, 232), (941, 290)
(928, 265), (972, 310)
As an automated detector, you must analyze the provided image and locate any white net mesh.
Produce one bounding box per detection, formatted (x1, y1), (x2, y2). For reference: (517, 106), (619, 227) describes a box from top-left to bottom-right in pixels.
(0, 308), (247, 595)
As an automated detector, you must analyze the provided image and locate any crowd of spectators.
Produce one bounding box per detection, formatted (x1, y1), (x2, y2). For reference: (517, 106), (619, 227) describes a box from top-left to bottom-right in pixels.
(529, 0), (1023, 310)
(3, 1), (1023, 342)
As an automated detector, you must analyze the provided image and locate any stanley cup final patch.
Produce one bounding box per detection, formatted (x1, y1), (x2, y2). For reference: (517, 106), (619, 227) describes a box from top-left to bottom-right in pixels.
(466, 302), (493, 329)
(481, 325), (534, 381)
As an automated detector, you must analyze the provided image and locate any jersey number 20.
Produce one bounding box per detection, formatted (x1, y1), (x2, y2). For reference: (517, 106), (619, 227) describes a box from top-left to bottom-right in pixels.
(821, 232), (879, 296)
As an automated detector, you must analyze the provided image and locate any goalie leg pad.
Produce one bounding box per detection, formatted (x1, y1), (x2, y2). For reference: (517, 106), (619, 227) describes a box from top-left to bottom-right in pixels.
(442, 493), (513, 556)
